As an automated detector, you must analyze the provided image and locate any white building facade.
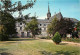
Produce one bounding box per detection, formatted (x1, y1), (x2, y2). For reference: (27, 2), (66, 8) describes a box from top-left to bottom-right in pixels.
(15, 3), (79, 38)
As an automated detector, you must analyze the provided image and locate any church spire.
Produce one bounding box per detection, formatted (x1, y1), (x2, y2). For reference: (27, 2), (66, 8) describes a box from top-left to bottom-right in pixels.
(48, 2), (50, 13)
(47, 2), (51, 20)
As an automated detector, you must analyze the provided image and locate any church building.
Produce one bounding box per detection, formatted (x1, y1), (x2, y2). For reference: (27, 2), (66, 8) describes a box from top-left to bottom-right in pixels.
(16, 3), (78, 37)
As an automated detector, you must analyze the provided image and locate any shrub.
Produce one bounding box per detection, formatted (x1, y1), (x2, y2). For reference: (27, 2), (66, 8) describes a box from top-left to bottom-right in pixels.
(38, 36), (51, 39)
(0, 34), (9, 41)
(46, 36), (51, 39)
(39, 36), (47, 39)
(52, 32), (61, 44)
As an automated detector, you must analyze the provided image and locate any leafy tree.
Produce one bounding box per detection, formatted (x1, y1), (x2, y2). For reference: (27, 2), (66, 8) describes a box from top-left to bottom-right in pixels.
(53, 18), (74, 37)
(0, 11), (16, 37)
(0, 0), (36, 23)
(0, 0), (36, 12)
(25, 17), (38, 38)
(47, 16), (58, 36)
(47, 24), (53, 36)
(76, 21), (80, 31)
(52, 32), (61, 44)
(0, 0), (36, 40)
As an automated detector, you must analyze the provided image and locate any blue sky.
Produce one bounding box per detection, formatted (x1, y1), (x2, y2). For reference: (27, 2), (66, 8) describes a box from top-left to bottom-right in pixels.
(11, 0), (80, 20)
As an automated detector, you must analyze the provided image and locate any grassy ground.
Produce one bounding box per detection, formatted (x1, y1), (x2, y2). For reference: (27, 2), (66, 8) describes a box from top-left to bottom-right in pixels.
(0, 38), (80, 55)
(62, 38), (80, 43)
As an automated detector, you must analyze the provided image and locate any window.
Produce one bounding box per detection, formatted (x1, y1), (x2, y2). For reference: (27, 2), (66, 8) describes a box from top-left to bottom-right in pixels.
(20, 23), (22, 25)
(20, 27), (22, 30)
(44, 28), (46, 31)
(44, 24), (46, 26)
(40, 24), (42, 26)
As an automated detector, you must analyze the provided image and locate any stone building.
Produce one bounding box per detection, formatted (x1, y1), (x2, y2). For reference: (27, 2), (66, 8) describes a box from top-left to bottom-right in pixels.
(16, 3), (79, 38)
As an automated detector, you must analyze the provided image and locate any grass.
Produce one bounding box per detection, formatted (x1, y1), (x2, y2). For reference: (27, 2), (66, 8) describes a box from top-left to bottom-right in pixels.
(62, 38), (80, 43)
(0, 38), (80, 55)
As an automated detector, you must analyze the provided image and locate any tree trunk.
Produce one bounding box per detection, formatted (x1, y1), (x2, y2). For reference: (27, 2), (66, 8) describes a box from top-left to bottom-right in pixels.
(31, 31), (35, 39)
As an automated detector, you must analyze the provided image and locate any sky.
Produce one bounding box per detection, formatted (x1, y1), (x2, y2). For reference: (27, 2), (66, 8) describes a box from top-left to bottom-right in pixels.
(11, 0), (80, 20)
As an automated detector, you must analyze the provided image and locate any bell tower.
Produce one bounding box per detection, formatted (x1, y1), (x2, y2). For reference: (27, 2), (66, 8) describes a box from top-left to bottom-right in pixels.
(47, 2), (51, 20)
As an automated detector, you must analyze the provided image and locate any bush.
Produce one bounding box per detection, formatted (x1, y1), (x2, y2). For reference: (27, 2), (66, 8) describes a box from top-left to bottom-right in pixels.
(52, 32), (61, 44)
(0, 34), (9, 41)
(46, 36), (51, 39)
(38, 36), (51, 39)
(39, 36), (47, 39)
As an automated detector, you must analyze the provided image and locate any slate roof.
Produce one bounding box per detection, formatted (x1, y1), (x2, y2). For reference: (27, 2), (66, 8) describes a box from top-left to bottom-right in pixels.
(16, 12), (79, 23)
(50, 12), (63, 20)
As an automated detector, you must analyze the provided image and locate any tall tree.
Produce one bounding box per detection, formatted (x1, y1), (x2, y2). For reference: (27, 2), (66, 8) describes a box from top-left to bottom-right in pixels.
(47, 16), (58, 36)
(0, 0), (36, 40)
(25, 17), (38, 38)
(76, 21), (80, 31)
(0, 11), (16, 37)
(53, 18), (74, 37)
(0, 0), (36, 22)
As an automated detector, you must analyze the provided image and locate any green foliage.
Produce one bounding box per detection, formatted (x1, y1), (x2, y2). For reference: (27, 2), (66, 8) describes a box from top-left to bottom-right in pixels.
(53, 18), (74, 36)
(39, 36), (47, 39)
(25, 17), (39, 37)
(0, 25), (6, 34)
(76, 21), (80, 31)
(0, 0), (36, 12)
(0, 11), (16, 36)
(47, 24), (53, 35)
(0, 11), (16, 41)
(52, 32), (61, 44)
(0, 34), (9, 41)
(39, 36), (51, 39)
(0, 0), (36, 40)
(0, 25), (8, 41)
(47, 16), (58, 35)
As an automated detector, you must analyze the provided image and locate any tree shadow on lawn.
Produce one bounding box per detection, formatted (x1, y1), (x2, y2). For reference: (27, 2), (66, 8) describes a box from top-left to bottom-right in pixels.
(39, 50), (78, 55)
(0, 48), (8, 52)
(9, 38), (37, 41)
(0, 41), (21, 44)
(39, 51), (53, 55)
(0, 38), (37, 44)
(0, 48), (13, 55)
(0, 52), (13, 55)
(54, 50), (78, 55)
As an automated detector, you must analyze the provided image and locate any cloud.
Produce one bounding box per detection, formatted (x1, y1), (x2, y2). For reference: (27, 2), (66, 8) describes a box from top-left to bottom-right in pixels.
(37, 16), (47, 19)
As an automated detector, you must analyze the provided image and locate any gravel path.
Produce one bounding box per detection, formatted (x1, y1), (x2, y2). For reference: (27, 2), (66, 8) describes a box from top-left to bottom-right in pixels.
(62, 41), (80, 46)
(40, 39), (80, 46)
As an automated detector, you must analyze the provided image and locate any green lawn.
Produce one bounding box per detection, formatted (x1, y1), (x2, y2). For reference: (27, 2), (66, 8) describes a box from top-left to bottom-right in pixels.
(62, 38), (80, 43)
(0, 38), (80, 55)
